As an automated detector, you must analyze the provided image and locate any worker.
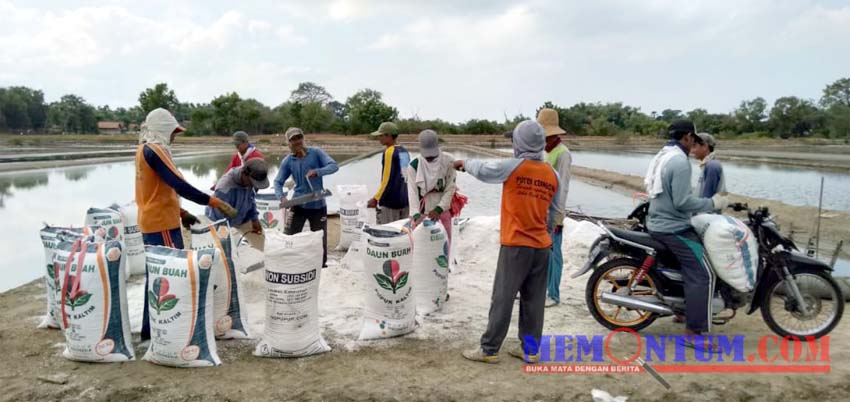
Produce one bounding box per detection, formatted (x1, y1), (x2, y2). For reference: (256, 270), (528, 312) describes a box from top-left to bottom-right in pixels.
(273, 127), (339, 267)
(454, 120), (561, 364)
(692, 132), (726, 198)
(135, 107), (236, 341)
(645, 120), (727, 352)
(367, 122), (411, 225)
(406, 129), (457, 243)
(537, 108), (571, 308)
(207, 158), (270, 251)
(213, 130), (264, 189)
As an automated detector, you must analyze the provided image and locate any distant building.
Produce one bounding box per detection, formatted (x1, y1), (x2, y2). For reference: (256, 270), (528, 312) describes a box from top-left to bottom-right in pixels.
(127, 123), (140, 133)
(97, 121), (124, 134)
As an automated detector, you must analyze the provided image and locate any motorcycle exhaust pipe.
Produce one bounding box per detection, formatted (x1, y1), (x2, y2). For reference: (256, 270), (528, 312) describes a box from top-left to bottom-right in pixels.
(600, 292), (674, 316)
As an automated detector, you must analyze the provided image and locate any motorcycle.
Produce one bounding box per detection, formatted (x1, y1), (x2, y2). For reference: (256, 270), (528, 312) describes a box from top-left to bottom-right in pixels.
(573, 202), (844, 339)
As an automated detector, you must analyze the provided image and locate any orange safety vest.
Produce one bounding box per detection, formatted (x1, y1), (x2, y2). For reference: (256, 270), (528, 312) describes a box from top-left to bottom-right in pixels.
(500, 160), (558, 249)
(135, 144), (182, 233)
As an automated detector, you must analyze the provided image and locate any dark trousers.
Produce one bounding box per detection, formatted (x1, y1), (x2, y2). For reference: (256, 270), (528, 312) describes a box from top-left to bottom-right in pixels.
(285, 206), (328, 266)
(480, 245), (550, 355)
(650, 229), (715, 333)
(141, 227), (185, 341)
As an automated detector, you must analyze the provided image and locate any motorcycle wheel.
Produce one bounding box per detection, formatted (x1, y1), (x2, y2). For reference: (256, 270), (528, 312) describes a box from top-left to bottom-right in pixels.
(585, 258), (660, 331)
(761, 268), (844, 339)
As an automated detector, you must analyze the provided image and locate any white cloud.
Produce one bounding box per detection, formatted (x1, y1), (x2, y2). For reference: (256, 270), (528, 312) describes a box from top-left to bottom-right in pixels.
(1, 0), (848, 122)
(365, 5), (539, 56)
(327, 0), (366, 21)
(276, 26), (308, 45)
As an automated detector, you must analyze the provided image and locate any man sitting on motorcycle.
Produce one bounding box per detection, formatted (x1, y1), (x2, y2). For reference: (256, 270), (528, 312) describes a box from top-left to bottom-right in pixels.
(644, 120), (728, 349)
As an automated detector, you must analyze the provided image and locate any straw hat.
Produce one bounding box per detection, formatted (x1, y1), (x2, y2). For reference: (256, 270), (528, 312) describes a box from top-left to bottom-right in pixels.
(536, 108), (566, 137)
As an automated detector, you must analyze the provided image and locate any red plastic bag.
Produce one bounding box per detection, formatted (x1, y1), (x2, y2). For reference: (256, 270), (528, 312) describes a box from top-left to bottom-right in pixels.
(450, 192), (468, 217)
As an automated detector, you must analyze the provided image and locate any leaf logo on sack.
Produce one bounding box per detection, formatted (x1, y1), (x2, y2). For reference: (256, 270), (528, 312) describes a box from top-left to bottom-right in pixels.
(108, 226), (120, 240)
(374, 260), (409, 294)
(149, 277), (179, 314)
(435, 241), (449, 269)
(261, 211), (279, 229)
(64, 275), (92, 310)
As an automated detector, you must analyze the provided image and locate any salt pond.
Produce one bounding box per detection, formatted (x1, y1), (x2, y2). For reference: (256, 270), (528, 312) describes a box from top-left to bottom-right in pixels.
(0, 149), (636, 292)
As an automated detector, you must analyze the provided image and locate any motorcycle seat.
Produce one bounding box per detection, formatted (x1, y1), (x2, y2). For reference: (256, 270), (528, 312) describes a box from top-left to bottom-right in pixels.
(608, 227), (669, 253)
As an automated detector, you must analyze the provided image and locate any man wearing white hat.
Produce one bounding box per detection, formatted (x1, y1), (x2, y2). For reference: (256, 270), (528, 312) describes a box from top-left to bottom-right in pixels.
(537, 108), (571, 307)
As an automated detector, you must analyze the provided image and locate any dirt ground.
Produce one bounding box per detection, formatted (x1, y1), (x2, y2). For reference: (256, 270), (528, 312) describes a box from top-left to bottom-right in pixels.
(2, 217), (849, 402)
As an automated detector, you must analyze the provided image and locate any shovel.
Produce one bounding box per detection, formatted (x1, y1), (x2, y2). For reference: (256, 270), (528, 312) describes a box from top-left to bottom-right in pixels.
(282, 174), (332, 208)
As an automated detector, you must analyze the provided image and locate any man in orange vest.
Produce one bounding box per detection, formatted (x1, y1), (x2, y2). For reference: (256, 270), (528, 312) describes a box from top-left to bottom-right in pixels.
(453, 120), (561, 364)
(135, 108), (236, 340)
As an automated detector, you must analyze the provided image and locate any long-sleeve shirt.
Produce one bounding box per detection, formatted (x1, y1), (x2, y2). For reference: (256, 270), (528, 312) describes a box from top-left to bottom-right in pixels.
(647, 143), (715, 234)
(206, 168), (258, 226)
(136, 143), (212, 233)
(273, 147), (338, 210)
(213, 145), (264, 189)
(544, 143), (571, 225)
(697, 154), (726, 198)
(406, 153), (456, 217)
(465, 158), (561, 248)
(374, 145), (410, 209)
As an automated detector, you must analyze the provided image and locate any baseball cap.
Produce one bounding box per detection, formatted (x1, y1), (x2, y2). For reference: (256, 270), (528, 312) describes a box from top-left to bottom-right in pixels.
(370, 122), (399, 136)
(668, 120), (696, 137)
(232, 131), (249, 145)
(285, 127), (304, 141)
(696, 132), (716, 148)
(418, 129), (440, 158)
(242, 158), (270, 189)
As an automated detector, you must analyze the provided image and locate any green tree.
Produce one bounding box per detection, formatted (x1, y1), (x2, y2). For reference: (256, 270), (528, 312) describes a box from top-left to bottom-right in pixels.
(47, 94), (97, 133)
(0, 86), (47, 132)
(820, 77), (850, 108)
(461, 119), (501, 134)
(734, 97), (768, 133)
(768, 97), (823, 138)
(209, 92), (242, 135)
(289, 82), (334, 105)
(658, 109), (684, 123)
(138, 83), (179, 114)
(824, 104), (850, 139)
(344, 89), (398, 134)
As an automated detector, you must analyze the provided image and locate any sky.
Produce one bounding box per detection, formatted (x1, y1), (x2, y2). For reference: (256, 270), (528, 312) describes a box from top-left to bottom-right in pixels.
(1, 0), (849, 123)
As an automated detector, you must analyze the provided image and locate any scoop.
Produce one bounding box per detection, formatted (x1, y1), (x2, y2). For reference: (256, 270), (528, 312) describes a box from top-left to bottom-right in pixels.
(281, 175), (332, 208)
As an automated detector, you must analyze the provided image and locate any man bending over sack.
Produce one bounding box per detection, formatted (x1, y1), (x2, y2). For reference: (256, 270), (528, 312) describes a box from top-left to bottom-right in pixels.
(453, 120), (561, 364)
(135, 108), (237, 341)
(406, 129), (457, 244)
(207, 158), (270, 251)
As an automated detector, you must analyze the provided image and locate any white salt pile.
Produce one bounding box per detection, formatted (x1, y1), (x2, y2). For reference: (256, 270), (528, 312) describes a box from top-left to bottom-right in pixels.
(123, 215), (610, 350)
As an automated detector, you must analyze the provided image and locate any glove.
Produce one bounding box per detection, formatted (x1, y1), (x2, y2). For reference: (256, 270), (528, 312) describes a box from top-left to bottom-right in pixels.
(427, 209), (441, 221)
(180, 211), (200, 228)
(210, 197), (238, 218)
(711, 194), (729, 210)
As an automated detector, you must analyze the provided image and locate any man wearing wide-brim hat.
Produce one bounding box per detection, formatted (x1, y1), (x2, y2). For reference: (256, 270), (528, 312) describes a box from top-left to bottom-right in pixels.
(537, 108), (572, 308)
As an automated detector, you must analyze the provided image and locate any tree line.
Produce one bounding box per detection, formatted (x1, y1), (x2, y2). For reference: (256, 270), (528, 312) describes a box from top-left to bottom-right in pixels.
(1, 78), (848, 139)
